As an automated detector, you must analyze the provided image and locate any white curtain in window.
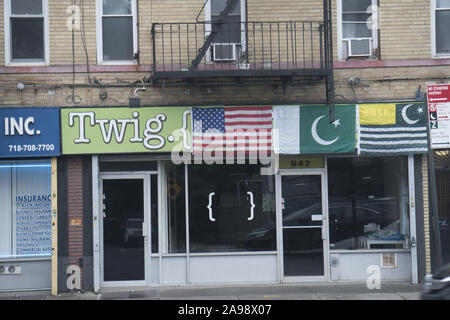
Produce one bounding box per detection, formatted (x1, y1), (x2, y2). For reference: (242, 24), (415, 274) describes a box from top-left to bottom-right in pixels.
(0, 166), (13, 258)
(0, 162), (51, 259)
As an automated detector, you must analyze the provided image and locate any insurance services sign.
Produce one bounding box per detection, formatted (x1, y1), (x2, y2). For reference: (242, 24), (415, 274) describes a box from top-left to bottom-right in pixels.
(61, 107), (191, 154)
(0, 107), (61, 158)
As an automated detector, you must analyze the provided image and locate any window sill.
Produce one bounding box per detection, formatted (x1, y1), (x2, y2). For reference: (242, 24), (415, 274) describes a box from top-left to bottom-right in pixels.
(334, 58), (450, 68)
(0, 256), (51, 262)
(433, 54), (450, 59)
(188, 251), (277, 257)
(98, 60), (138, 66)
(338, 56), (379, 62)
(6, 61), (49, 67)
(330, 249), (411, 254)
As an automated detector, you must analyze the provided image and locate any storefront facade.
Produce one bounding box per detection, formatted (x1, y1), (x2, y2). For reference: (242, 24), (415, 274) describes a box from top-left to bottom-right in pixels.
(0, 107), (60, 291)
(0, 0), (445, 296)
(59, 103), (427, 292)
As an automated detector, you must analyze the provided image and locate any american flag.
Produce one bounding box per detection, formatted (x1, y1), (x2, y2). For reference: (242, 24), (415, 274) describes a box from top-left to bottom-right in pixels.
(192, 106), (273, 154)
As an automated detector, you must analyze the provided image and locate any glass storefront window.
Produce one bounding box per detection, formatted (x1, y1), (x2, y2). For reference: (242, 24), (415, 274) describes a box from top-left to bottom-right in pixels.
(151, 174), (158, 253)
(166, 162), (186, 253)
(327, 157), (410, 250)
(0, 161), (52, 259)
(434, 150), (450, 264)
(188, 164), (276, 253)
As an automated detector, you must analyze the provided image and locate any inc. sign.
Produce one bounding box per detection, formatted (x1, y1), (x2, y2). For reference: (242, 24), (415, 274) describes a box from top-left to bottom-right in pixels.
(0, 107), (61, 158)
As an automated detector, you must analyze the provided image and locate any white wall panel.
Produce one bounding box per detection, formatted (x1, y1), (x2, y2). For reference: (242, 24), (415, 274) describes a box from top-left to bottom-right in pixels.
(189, 254), (278, 284)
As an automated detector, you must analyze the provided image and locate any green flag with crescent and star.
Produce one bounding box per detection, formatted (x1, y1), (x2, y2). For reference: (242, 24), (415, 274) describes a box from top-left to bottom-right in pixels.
(358, 103), (428, 155)
(299, 105), (356, 154)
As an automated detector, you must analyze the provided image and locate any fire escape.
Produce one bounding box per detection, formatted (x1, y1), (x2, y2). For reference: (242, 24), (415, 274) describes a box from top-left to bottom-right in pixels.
(150, 0), (335, 120)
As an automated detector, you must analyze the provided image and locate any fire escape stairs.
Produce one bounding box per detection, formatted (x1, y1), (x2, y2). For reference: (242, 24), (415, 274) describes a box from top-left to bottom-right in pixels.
(189, 0), (240, 72)
(150, 0), (335, 123)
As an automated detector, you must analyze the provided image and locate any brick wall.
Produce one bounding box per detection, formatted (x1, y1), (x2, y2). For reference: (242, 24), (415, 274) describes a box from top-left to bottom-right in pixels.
(0, 0), (439, 67)
(66, 156), (84, 283)
(49, 1), (97, 66)
(0, 64), (448, 107)
(422, 154), (432, 275)
(379, 0), (431, 60)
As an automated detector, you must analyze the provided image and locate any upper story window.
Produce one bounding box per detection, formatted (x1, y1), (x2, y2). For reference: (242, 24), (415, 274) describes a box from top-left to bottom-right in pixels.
(4, 0), (49, 65)
(337, 0), (378, 60)
(205, 0), (246, 62)
(96, 0), (138, 64)
(432, 0), (450, 56)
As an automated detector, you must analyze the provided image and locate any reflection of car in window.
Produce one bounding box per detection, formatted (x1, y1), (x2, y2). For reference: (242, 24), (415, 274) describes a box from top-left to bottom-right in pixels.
(245, 196), (400, 250)
(236, 180), (264, 205)
(124, 218), (143, 244)
(328, 197), (400, 248)
(283, 202), (322, 225)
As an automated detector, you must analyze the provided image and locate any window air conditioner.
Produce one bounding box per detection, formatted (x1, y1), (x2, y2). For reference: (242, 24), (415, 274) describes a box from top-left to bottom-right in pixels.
(346, 38), (372, 57)
(212, 43), (241, 61)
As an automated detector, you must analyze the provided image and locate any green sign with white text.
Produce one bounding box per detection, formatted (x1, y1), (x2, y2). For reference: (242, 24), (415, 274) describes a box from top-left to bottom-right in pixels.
(61, 107), (192, 154)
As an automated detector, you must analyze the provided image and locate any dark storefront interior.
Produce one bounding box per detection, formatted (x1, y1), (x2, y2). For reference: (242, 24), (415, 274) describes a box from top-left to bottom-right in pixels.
(434, 150), (450, 265)
(327, 156), (410, 250)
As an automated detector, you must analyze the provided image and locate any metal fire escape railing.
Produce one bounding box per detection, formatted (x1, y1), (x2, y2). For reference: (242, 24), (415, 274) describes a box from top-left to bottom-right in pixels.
(150, 0), (335, 122)
(151, 21), (328, 76)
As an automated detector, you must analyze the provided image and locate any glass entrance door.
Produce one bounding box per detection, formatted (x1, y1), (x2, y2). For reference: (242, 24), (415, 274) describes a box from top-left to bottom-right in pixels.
(100, 174), (150, 285)
(281, 174), (327, 278)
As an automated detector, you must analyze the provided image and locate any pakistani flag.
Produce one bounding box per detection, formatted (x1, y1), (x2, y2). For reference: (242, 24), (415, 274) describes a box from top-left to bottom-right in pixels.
(358, 103), (428, 155)
(300, 105), (356, 154)
(273, 105), (356, 154)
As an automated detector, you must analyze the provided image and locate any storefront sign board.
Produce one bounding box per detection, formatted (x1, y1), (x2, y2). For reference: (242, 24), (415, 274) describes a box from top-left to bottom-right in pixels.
(0, 107), (61, 158)
(61, 107), (191, 154)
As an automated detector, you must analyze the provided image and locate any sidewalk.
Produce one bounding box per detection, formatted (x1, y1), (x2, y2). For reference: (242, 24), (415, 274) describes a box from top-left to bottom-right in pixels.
(0, 282), (423, 300)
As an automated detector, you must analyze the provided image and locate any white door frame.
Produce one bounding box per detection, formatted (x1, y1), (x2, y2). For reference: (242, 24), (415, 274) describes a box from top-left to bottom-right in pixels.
(277, 168), (330, 282)
(98, 172), (151, 287)
(408, 155), (419, 284)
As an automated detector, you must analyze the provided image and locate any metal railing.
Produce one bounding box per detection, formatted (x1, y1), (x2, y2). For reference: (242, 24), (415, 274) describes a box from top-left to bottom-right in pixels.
(151, 20), (330, 79)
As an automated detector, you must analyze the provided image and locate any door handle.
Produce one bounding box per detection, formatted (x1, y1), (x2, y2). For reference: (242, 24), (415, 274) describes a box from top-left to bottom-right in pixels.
(102, 194), (106, 218)
(208, 192), (216, 222)
(142, 221), (148, 237)
(410, 236), (416, 248)
(321, 226), (327, 240)
(247, 191), (255, 221)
